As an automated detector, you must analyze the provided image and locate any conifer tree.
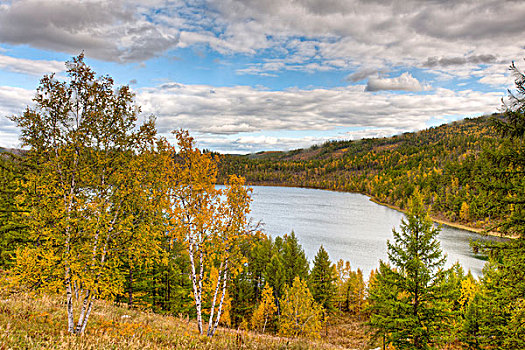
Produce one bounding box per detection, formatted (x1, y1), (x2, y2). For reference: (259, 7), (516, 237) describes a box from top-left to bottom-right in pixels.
(368, 194), (453, 349)
(265, 253), (286, 311)
(282, 231), (309, 287)
(309, 245), (336, 313)
(471, 60), (525, 349)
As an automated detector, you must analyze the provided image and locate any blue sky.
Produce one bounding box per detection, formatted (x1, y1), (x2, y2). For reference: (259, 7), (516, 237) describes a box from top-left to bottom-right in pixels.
(0, 0), (523, 153)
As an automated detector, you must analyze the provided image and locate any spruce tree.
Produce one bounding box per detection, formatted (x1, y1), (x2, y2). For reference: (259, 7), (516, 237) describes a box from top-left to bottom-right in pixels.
(309, 245), (336, 313)
(471, 60), (525, 349)
(282, 231), (309, 287)
(368, 194), (453, 349)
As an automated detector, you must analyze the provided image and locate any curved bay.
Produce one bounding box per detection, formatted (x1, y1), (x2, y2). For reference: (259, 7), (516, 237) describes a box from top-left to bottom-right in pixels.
(247, 185), (504, 278)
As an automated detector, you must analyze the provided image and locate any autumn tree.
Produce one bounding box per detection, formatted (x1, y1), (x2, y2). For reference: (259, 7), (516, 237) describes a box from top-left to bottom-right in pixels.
(334, 259), (352, 312)
(165, 130), (253, 337)
(251, 283), (277, 333)
(279, 276), (323, 339)
(0, 152), (29, 267)
(367, 194), (454, 349)
(346, 267), (365, 316)
(9, 54), (164, 334)
(334, 260), (365, 314)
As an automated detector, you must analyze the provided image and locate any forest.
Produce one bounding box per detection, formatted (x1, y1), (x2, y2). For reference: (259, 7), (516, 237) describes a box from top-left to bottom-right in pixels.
(218, 113), (515, 236)
(0, 55), (525, 349)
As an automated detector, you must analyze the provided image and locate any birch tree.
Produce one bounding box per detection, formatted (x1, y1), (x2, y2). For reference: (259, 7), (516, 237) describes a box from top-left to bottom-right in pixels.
(9, 54), (164, 334)
(251, 283), (277, 333)
(166, 130), (253, 337)
(279, 276), (323, 338)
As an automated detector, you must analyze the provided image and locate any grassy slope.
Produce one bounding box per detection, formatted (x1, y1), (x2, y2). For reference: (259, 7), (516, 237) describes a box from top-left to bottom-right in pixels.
(0, 292), (370, 349)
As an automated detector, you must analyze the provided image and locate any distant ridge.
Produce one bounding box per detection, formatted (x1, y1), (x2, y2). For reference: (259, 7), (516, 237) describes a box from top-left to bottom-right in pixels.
(218, 114), (506, 234)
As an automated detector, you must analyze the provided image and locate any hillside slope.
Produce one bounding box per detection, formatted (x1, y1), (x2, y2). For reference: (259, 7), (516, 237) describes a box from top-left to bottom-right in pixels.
(0, 292), (369, 349)
(218, 115), (504, 233)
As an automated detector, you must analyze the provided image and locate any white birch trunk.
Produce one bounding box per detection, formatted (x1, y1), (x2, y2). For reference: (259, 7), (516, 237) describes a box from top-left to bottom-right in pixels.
(209, 261), (228, 337)
(75, 290), (91, 333)
(188, 239), (203, 334)
(206, 261), (223, 336)
(79, 299), (94, 334)
(66, 266), (75, 333)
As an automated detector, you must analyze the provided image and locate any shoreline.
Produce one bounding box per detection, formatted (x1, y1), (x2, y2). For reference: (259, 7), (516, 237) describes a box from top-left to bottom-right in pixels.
(239, 181), (514, 239)
(367, 197), (512, 239)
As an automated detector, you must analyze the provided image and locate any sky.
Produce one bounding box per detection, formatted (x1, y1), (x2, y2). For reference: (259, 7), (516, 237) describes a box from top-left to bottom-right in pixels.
(0, 0), (524, 153)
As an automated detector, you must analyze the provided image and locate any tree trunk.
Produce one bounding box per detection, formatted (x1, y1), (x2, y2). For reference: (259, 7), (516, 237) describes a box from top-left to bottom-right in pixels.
(75, 290), (91, 333)
(79, 299), (94, 334)
(209, 261), (228, 337)
(66, 266), (75, 333)
(128, 267), (133, 308)
(207, 261), (224, 336)
(188, 241), (203, 334)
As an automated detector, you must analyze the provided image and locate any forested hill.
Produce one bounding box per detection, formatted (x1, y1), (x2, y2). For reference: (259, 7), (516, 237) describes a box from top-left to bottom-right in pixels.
(218, 114), (505, 233)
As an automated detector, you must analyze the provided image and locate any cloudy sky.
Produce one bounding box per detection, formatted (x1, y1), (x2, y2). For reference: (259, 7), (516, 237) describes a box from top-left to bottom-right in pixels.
(0, 0), (523, 153)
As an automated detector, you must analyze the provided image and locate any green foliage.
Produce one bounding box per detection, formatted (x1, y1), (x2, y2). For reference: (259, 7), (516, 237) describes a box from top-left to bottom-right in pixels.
(470, 240), (525, 349)
(309, 246), (336, 314)
(282, 231), (309, 287)
(367, 195), (454, 349)
(463, 60), (525, 349)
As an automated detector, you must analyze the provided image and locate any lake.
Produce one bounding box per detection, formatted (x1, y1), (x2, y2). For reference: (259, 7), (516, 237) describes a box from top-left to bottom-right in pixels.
(246, 185), (503, 278)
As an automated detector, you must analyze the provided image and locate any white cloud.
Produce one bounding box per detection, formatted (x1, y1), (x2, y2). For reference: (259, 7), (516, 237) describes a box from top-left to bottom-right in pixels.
(1, 0), (524, 81)
(202, 0), (525, 77)
(0, 54), (64, 76)
(365, 73), (430, 92)
(136, 81), (501, 147)
(0, 85), (34, 148)
(192, 134), (329, 154)
(0, 81), (505, 152)
(0, 0), (180, 63)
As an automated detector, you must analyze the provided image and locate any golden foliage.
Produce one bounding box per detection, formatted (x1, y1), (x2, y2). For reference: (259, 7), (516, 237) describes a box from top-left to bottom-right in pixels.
(279, 277), (323, 339)
(251, 284), (277, 333)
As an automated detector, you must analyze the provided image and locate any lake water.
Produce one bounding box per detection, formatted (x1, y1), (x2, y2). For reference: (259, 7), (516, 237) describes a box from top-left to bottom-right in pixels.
(246, 185), (503, 278)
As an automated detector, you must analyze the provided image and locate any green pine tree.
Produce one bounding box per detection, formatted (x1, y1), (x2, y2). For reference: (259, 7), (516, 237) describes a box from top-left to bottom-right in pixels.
(470, 60), (525, 349)
(367, 194), (454, 349)
(474, 240), (525, 349)
(309, 245), (336, 313)
(282, 231), (309, 287)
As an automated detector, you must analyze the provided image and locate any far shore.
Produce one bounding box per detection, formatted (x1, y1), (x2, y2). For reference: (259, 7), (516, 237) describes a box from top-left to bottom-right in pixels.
(367, 197), (513, 239)
(232, 181), (515, 240)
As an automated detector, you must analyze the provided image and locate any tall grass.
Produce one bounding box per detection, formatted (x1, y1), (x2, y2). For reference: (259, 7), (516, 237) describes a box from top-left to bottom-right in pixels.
(0, 292), (366, 349)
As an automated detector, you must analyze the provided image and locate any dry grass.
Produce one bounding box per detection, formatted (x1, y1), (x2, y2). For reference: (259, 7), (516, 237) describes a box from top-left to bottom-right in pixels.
(323, 314), (371, 349)
(0, 292), (371, 349)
